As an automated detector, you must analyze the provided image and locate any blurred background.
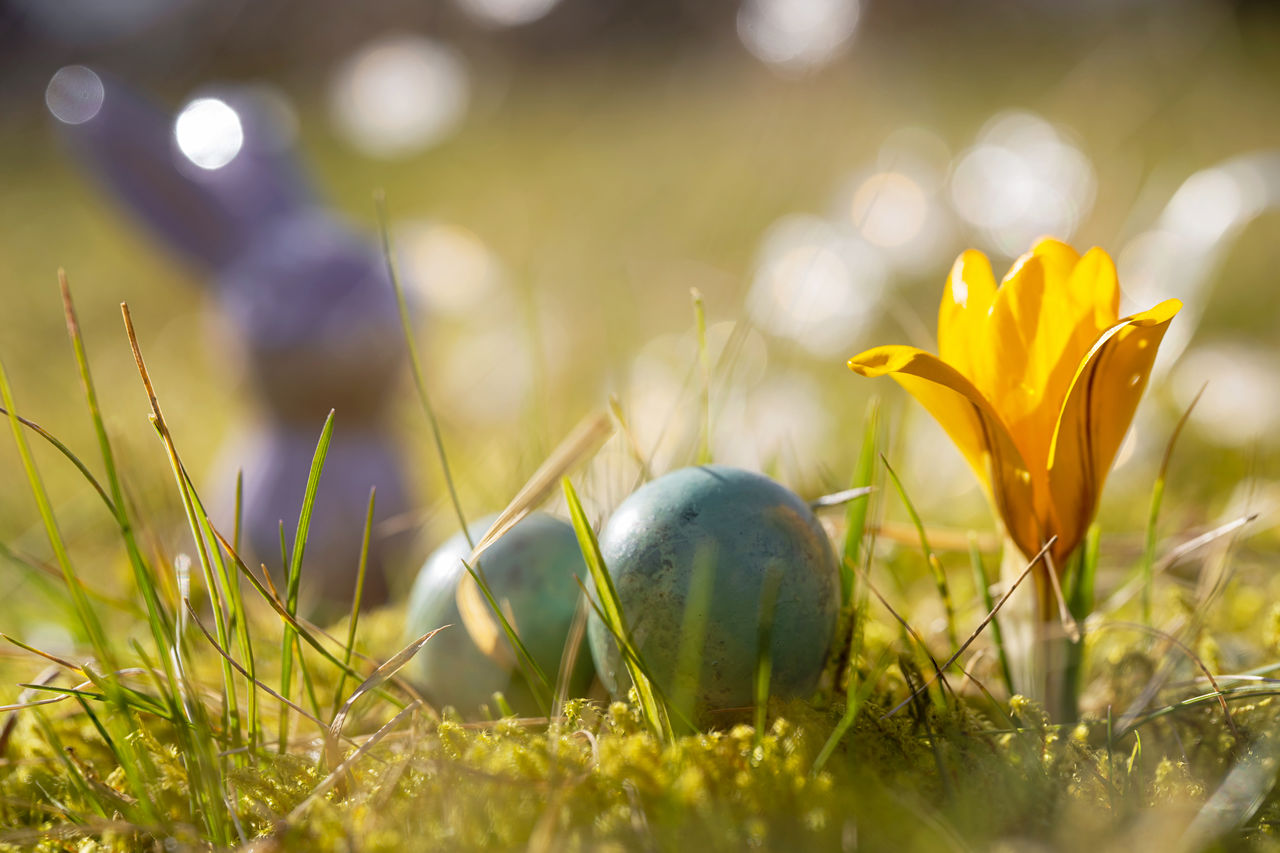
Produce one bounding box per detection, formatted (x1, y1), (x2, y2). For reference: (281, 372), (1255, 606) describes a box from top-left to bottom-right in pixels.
(1, 0), (1279, 635)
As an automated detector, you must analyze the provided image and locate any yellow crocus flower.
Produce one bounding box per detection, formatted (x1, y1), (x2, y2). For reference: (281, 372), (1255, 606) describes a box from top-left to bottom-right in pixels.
(849, 238), (1181, 569)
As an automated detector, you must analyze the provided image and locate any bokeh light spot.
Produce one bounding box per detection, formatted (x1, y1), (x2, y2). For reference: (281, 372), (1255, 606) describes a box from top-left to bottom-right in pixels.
(1120, 154), (1280, 374)
(330, 34), (469, 159)
(174, 97), (245, 170)
(737, 0), (861, 74)
(439, 326), (534, 422)
(878, 126), (951, 190)
(397, 221), (504, 316)
(713, 373), (827, 479)
(850, 172), (929, 249)
(949, 111), (1095, 255)
(747, 215), (884, 357)
(830, 127), (955, 275)
(1164, 168), (1254, 247)
(1172, 345), (1280, 447)
(45, 66), (105, 126)
(456, 0), (561, 27)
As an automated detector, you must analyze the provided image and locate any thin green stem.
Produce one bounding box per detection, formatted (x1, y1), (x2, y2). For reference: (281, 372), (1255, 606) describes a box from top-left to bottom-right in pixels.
(332, 488), (376, 719)
(375, 194), (471, 548)
(692, 287), (711, 466)
(278, 412), (335, 751)
(564, 476), (672, 741)
(841, 399), (880, 608)
(1141, 383), (1202, 626)
(882, 455), (958, 651)
(671, 545), (715, 730)
(969, 535), (1015, 698)
(753, 566), (783, 747)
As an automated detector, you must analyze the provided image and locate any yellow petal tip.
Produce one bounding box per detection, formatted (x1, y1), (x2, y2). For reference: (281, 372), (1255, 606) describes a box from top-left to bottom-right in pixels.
(1130, 298), (1182, 326)
(848, 345), (919, 377)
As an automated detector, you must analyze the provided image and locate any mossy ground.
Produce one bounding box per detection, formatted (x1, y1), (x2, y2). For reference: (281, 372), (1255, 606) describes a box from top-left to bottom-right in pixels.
(4, 561), (1280, 853)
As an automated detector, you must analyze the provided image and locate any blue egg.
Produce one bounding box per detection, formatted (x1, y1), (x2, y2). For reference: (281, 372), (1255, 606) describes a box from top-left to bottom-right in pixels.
(403, 512), (592, 716)
(587, 465), (839, 714)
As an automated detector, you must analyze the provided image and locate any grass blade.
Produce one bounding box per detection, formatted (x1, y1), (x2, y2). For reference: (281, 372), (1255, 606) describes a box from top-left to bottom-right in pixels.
(608, 394), (653, 482)
(692, 287), (711, 466)
(62, 276), (175, 668)
(375, 193), (471, 546)
(0, 405), (115, 515)
(562, 476), (671, 741)
(671, 545), (715, 730)
(209, 526), (407, 707)
(571, 575), (696, 735)
(121, 303), (241, 818)
(882, 454), (958, 651)
(185, 601), (334, 737)
(1180, 737), (1280, 852)
(552, 596), (589, 723)
(325, 627), (445, 772)
(969, 534), (1015, 697)
(288, 701), (420, 824)
(331, 488), (377, 720)
(456, 412), (612, 667)
(0, 359), (112, 664)
(468, 412), (614, 566)
(753, 565), (783, 746)
(0, 353), (174, 827)
(286, 411), (334, 612)
(812, 646), (893, 775)
(1069, 523), (1100, 624)
(277, 411), (334, 750)
(883, 537), (1055, 719)
(458, 556), (554, 713)
(1141, 383), (1203, 625)
(841, 398), (880, 607)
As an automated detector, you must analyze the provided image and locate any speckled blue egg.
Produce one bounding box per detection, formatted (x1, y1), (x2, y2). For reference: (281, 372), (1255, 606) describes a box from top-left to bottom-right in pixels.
(587, 465), (839, 713)
(403, 512), (592, 715)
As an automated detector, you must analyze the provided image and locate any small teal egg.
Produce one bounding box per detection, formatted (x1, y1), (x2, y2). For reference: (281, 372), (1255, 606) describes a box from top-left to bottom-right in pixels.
(587, 465), (839, 714)
(403, 512), (592, 715)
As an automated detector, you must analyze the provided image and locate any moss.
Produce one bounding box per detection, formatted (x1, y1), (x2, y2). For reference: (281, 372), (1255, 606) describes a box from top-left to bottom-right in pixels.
(6, 650), (1280, 852)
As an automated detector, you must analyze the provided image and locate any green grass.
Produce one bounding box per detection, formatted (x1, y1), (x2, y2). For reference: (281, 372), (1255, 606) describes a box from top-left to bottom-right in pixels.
(1, 271), (1278, 851)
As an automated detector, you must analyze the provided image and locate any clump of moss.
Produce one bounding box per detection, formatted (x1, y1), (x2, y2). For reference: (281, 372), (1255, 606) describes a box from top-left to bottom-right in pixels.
(276, 690), (1272, 850)
(5, 634), (1280, 852)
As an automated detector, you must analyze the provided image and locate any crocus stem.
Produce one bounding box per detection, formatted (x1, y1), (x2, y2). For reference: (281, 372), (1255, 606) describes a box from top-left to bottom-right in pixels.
(1059, 635), (1084, 723)
(1032, 573), (1066, 723)
(1039, 547), (1086, 723)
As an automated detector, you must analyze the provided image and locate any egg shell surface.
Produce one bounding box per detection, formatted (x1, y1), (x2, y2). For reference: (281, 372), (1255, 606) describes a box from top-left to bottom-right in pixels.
(587, 465), (839, 713)
(403, 512), (591, 715)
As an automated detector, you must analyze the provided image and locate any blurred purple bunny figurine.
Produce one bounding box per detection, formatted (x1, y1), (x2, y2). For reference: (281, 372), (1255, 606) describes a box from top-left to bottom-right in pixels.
(48, 66), (412, 613)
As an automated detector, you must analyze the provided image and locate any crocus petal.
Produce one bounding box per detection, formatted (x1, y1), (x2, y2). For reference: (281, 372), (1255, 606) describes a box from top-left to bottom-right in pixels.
(979, 252), (1057, 474)
(1068, 246), (1120, 332)
(848, 345), (1043, 559)
(980, 243), (1120, 479)
(1046, 298), (1183, 561)
(1028, 237), (1081, 290)
(937, 249), (997, 383)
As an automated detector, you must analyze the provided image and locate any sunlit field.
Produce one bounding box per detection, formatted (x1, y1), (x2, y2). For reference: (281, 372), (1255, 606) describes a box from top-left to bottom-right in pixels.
(2, 2), (1280, 849)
